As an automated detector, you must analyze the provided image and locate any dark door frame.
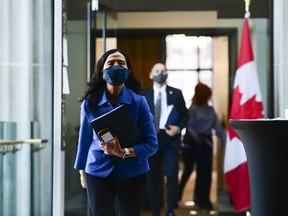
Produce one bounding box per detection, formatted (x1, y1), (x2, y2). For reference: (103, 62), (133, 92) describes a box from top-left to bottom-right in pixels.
(91, 27), (238, 106)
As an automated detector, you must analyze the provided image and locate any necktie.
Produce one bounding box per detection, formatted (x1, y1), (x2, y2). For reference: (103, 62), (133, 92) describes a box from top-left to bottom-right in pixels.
(154, 91), (162, 133)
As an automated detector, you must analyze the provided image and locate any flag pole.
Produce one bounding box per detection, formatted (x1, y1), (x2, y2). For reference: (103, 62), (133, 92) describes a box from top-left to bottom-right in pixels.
(244, 0), (251, 18)
(245, 2), (251, 216)
(245, 0), (251, 13)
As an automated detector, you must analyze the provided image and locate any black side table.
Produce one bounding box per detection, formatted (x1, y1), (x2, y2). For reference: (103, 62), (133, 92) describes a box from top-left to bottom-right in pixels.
(229, 119), (288, 216)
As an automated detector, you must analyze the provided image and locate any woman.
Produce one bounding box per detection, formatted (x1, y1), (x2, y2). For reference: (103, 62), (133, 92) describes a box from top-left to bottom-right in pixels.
(178, 82), (226, 210)
(74, 49), (158, 216)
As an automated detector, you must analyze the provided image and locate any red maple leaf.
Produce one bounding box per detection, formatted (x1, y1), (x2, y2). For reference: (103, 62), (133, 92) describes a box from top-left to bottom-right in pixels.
(230, 86), (264, 119)
(228, 86), (264, 140)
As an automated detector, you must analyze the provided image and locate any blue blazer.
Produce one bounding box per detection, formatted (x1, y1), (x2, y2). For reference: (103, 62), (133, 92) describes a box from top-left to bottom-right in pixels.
(74, 86), (158, 179)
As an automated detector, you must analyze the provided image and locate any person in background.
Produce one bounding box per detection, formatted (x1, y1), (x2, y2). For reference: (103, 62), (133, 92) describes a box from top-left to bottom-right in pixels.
(178, 82), (226, 211)
(143, 62), (188, 216)
(74, 49), (158, 216)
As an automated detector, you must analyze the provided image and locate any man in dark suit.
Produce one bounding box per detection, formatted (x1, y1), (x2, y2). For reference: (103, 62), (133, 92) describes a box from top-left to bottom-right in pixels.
(144, 62), (188, 216)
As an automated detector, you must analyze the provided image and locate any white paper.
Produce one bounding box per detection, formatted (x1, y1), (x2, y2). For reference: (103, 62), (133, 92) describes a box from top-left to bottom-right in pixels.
(62, 67), (70, 95)
(159, 105), (174, 128)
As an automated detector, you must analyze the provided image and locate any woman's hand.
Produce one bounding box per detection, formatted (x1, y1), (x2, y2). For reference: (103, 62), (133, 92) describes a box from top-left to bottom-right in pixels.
(79, 170), (86, 188)
(100, 135), (124, 157)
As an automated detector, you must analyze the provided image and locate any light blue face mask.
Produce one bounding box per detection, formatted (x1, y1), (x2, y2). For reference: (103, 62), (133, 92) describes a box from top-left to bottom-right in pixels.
(103, 65), (129, 86)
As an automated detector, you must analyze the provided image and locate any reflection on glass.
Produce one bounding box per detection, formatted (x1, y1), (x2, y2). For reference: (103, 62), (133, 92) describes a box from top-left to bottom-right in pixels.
(199, 36), (213, 69)
(166, 35), (199, 70)
(165, 34), (213, 108)
(199, 70), (213, 88)
(167, 71), (198, 108)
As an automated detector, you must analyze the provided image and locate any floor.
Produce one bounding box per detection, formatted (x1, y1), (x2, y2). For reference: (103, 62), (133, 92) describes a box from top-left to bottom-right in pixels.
(140, 171), (239, 216)
(65, 170), (244, 216)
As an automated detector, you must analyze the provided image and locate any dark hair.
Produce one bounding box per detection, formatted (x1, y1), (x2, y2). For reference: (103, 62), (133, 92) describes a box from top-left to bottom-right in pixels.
(151, 61), (167, 69)
(191, 82), (212, 106)
(79, 49), (142, 110)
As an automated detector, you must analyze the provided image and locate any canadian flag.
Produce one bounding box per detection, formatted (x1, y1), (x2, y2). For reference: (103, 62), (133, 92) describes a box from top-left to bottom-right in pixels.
(223, 14), (264, 212)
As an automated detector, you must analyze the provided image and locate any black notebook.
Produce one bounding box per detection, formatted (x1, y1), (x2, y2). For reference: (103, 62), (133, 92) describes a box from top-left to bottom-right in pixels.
(90, 104), (142, 148)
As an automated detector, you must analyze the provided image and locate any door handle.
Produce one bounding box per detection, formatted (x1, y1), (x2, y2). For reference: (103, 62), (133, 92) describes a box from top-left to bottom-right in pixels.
(0, 139), (48, 154)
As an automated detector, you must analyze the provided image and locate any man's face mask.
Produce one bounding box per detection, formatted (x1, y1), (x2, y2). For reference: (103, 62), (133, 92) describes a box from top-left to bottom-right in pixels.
(153, 72), (168, 84)
(103, 65), (129, 86)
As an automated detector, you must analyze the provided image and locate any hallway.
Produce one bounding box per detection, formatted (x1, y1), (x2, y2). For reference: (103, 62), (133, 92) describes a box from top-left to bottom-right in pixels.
(65, 140), (240, 216)
(65, 167), (238, 216)
(140, 169), (235, 216)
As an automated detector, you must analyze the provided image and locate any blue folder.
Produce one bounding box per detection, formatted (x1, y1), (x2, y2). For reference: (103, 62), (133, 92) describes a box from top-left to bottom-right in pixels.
(165, 106), (180, 129)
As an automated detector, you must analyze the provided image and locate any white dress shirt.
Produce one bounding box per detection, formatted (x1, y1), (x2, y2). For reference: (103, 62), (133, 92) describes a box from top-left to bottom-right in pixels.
(153, 85), (170, 130)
